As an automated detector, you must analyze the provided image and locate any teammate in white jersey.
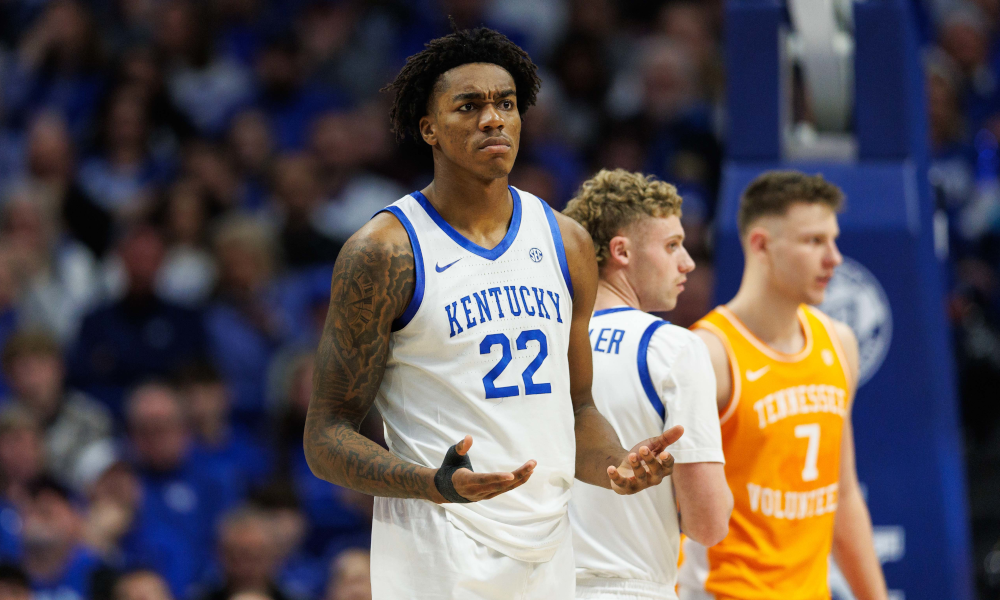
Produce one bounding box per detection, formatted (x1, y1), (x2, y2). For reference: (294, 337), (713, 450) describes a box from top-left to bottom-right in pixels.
(564, 169), (734, 600)
(303, 29), (683, 600)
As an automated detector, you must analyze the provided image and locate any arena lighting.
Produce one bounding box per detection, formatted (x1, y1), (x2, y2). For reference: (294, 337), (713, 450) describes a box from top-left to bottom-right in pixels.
(785, 0), (857, 160)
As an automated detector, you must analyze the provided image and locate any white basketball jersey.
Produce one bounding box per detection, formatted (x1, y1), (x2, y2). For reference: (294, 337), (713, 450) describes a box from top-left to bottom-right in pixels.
(570, 307), (723, 592)
(375, 186), (576, 563)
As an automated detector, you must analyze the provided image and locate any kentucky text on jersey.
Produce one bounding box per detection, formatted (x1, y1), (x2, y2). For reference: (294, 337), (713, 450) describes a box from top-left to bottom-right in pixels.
(752, 384), (848, 429)
(444, 285), (564, 338)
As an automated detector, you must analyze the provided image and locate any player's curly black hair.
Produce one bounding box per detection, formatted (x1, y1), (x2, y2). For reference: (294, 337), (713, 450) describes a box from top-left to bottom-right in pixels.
(382, 26), (541, 144)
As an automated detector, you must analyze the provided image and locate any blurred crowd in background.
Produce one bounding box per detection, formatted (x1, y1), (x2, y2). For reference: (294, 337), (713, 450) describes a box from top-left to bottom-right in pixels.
(0, 0), (998, 598)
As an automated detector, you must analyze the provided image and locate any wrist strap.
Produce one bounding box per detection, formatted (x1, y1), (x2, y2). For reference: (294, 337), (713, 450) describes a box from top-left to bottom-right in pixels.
(434, 443), (473, 503)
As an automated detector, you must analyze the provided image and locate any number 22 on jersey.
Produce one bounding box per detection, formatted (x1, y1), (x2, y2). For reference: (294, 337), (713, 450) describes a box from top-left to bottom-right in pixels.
(480, 329), (550, 399)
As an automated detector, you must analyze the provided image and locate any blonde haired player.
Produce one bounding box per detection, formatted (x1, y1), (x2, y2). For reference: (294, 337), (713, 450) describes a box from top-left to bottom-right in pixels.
(565, 169), (733, 600)
(678, 171), (888, 600)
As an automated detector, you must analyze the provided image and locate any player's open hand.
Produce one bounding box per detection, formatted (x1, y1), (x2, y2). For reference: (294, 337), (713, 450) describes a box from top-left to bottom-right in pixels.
(607, 425), (684, 495)
(437, 435), (536, 503)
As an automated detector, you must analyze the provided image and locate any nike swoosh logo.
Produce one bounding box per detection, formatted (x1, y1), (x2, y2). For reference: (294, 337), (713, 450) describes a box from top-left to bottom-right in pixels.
(746, 365), (771, 382)
(435, 258), (462, 273)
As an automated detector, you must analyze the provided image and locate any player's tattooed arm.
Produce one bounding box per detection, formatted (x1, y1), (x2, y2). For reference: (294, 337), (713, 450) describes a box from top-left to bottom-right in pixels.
(305, 213), (535, 503)
(555, 211), (684, 494)
(304, 214), (443, 501)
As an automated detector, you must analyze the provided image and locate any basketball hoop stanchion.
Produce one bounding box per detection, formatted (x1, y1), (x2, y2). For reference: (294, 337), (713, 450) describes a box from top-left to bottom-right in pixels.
(717, 1), (973, 599)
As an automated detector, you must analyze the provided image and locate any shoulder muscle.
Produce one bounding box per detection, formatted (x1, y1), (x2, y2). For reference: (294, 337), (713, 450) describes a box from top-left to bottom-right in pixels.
(335, 212), (415, 325)
(312, 212), (415, 422)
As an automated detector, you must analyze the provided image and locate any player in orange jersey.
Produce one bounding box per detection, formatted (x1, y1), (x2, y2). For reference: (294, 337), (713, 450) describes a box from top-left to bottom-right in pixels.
(677, 171), (888, 600)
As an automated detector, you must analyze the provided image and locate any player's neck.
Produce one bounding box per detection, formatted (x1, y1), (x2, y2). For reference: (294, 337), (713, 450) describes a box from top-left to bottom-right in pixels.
(422, 173), (513, 245)
(594, 276), (641, 312)
(727, 277), (805, 353)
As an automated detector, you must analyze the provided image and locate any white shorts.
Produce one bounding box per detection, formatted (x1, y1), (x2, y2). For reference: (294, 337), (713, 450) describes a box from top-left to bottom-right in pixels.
(576, 578), (677, 600)
(371, 497), (575, 600)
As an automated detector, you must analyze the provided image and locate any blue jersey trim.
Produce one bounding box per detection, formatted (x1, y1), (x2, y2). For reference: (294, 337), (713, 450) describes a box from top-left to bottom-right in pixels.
(593, 306), (638, 317)
(378, 206), (424, 331)
(410, 187), (522, 261)
(539, 197), (575, 299)
(638, 320), (669, 422)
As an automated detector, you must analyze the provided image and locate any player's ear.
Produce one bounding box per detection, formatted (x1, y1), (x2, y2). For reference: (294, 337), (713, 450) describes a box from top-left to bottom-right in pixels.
(746, 226), (770, 258)
(608, 235), (630, 267)
(419, 115), (437, 146)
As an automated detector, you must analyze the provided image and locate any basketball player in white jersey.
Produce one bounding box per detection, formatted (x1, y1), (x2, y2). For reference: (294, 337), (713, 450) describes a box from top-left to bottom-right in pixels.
(563, 169), (733, 600)
(303, 28), (683, 600)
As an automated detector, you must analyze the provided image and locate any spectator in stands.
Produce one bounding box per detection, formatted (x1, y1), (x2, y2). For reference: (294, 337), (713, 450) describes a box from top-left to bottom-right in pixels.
(938, 5), (996, 131)
(0, 409), (33, 560)
(177, 362), (272, 493)
(155, 180), (217, 307)
(0, 247), (23, 399)
(228, 110), (275, 212)
(250, 485), (324, 600)
(310, 109), (405, 245)
(515, 88), (585, 209)
(155, 0), (251, 137)
(77, 84), (173, 223)
(82, 459), (198, 599)
(198, 507), (292, 600)
(2, 0), (106, 141)
(296, 2), (396, 105)
(113, 45), (198, 152)
(252, 34), (346, 152)
(272, 154), (341, 268)
(1, 331), (112, 487)
(633, 37), (721, 215)
(0, 563), (31, 600)
(658, 1), (724, 110)
(1, 184), (103, 344)
(112, 569), (174, 600)
(509, 161), (559, 207)
(125, 384), (238, 574)
(182, 142), (243, 215)
(324, 549), (370, 600)
(549, 31), (611, 151)
(20, 112), (113, 259)
(22, 112), (73, 196)
(926, 49), (979, 250)
(0, 111), (23, 190)
(275, 353), (371, 557)
(22, 477), (105, 600)
(204, 215), (292, 428)
(0, 407), (46, 507)
(67, 225), (208, 414)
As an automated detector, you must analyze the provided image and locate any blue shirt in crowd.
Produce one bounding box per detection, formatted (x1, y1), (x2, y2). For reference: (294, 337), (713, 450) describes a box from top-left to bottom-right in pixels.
(290, 444), (369, 557)
(191, 428), (274, 496)
(118, 505), (202, 599)
(67, 297), (208, 417)
(204, 294), (289, 429)
(30, 546), (104, 600)
(136, 456), (240, 572)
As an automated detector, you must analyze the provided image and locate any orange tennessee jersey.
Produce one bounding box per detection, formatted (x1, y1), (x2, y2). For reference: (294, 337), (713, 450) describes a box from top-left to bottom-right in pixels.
(688, 305), (852, 600)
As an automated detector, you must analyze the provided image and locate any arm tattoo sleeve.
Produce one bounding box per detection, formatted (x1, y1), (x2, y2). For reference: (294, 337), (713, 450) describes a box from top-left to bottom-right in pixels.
(304, 230), (438, 499)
